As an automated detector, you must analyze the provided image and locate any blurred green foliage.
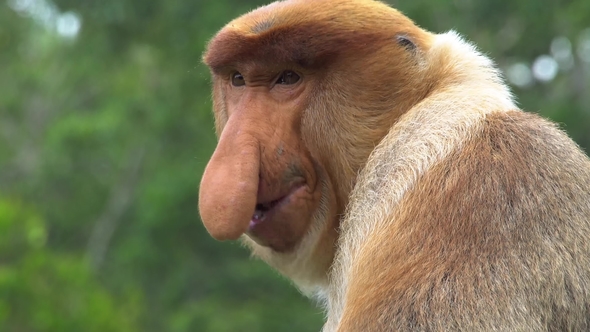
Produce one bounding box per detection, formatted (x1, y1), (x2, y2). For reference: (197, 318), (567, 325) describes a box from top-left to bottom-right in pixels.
(0, 0), (588, 331)
(0, 198), (141, 331)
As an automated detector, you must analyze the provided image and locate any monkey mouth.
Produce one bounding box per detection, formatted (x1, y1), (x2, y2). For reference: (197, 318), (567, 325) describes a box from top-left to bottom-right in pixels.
(251, 198), (283, 225)
(248, 183), (305, 230)
(244, 178), (319, 251)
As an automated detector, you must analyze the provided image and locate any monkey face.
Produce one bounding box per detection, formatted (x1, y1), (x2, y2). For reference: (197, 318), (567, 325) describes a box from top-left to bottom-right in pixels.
(199, 65), (331, 253)
(198, 0), (433, 284)
(198, 1), (590, 329)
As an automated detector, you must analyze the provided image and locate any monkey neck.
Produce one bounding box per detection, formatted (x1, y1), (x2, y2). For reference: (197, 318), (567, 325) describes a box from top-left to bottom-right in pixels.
(321, 31), (517, 329)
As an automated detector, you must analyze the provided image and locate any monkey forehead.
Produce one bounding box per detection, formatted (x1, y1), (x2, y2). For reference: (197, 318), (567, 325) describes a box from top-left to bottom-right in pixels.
(230, 0), (404, 34)
(203, 0), (425, 73)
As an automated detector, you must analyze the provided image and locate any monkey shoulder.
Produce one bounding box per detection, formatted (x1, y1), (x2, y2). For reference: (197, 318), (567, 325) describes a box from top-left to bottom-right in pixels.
(339, 110), (590, 331)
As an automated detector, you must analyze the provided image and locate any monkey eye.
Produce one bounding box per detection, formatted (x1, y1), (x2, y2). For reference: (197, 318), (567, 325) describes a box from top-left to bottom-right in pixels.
(231, 72), (245, 86)
(276, 70), (300, 85)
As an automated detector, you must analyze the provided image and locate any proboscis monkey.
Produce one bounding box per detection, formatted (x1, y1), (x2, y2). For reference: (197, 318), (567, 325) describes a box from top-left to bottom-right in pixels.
(198, 0), (590, 330)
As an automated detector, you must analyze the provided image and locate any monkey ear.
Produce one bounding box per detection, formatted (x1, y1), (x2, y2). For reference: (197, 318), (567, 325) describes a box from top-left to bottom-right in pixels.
(395, 34), (417, 53)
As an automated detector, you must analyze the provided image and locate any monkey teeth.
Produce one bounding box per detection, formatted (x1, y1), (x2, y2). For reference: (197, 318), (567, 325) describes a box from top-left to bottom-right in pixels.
(252, 210), (266, 221)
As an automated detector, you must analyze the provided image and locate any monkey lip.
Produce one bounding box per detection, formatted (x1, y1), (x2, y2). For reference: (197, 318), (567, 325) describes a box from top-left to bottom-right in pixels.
(248, 183), (306, 230)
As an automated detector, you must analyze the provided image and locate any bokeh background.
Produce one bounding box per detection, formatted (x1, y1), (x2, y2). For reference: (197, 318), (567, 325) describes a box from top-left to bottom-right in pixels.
(1, 0), (589, 331)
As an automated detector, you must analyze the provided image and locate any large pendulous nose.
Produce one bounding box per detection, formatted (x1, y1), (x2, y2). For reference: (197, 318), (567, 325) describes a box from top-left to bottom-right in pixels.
(198, 116), (261, 240)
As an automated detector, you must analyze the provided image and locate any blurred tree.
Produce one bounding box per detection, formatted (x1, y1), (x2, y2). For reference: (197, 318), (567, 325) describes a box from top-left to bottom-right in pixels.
(0, 197), (141, 331)
(0, 0), (588, 331)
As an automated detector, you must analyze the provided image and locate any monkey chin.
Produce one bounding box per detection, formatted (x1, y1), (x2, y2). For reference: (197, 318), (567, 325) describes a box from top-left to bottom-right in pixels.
(240, 179), (337, 295)
(245, 183), (319, 253)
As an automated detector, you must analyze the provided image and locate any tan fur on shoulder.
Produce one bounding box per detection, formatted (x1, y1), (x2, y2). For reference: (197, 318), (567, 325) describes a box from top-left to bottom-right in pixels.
(336, 110), (590, 331)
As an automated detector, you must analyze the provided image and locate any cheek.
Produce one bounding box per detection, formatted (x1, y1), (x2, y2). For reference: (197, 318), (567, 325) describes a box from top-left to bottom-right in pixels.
(300, 87), (352, 156)
(214, 111), (228, 135)
(300, 107), (330, 160)
(301, 104), (354, 197)
(212, 83), (229, 134)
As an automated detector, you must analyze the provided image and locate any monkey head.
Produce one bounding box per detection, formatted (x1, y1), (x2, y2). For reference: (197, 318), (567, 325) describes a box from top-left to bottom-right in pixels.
(198, 0), (433, 288)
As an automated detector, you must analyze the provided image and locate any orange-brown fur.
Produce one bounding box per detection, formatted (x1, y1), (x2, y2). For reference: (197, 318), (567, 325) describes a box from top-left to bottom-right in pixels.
(340, 111), (590, 330)
(198, 0), (590, 330)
